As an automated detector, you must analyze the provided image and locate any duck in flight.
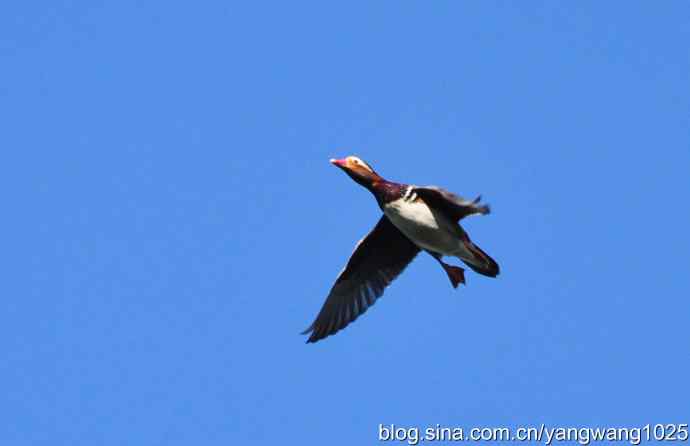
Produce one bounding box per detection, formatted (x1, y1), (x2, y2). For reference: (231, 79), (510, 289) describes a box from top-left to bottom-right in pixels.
(302, 156), (499, 343)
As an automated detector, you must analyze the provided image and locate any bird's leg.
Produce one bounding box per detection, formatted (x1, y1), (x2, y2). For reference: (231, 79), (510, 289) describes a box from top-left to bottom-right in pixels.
(426, 250), (465, 289)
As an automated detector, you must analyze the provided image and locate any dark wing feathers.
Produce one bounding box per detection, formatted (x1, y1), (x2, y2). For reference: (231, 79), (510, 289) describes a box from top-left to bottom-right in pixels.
(302, 216), (419, 343)
(413, 186), (490, 221)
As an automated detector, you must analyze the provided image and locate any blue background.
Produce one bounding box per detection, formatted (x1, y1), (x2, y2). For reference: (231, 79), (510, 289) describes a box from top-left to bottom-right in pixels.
(3, 1), (689, 444)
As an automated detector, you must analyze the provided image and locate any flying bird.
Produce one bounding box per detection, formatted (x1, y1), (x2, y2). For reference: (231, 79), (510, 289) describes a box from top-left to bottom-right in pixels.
(302, 156), (499, 343)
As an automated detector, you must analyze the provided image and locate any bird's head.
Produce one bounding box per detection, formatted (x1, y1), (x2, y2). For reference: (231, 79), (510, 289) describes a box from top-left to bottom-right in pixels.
(330, 156), (382, 189)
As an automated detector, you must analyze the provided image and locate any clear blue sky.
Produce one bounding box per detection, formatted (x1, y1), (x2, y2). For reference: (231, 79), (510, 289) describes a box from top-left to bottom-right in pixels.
(2, 1), (689, 444)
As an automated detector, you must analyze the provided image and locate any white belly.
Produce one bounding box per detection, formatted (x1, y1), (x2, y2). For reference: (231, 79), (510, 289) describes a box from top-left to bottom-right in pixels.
(384, 198), (470, 258)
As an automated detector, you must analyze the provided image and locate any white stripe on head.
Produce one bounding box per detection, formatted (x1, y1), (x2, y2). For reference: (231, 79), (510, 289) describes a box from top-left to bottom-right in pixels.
(346, 156), (374, 173)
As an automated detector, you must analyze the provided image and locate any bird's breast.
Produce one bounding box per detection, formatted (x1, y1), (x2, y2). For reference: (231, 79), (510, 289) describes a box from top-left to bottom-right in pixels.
(383, 198), (460, 255)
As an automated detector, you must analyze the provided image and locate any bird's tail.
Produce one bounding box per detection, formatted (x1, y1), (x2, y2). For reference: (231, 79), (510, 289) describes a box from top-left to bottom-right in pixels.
(459, 241), (499, 278)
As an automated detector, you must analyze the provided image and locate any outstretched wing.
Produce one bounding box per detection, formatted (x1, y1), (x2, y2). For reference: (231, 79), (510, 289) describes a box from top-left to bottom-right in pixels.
(302, 216), (420, 343)
(413, 186), (490, 221)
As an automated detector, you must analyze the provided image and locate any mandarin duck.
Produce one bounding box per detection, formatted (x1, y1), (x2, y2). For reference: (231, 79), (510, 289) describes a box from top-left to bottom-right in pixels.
(303, 156), (499, 343)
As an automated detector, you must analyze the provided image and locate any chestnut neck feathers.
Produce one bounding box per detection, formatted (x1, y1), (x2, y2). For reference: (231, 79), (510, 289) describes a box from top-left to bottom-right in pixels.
(333, 156), (407, 207)
(370, 180), (406, 208)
